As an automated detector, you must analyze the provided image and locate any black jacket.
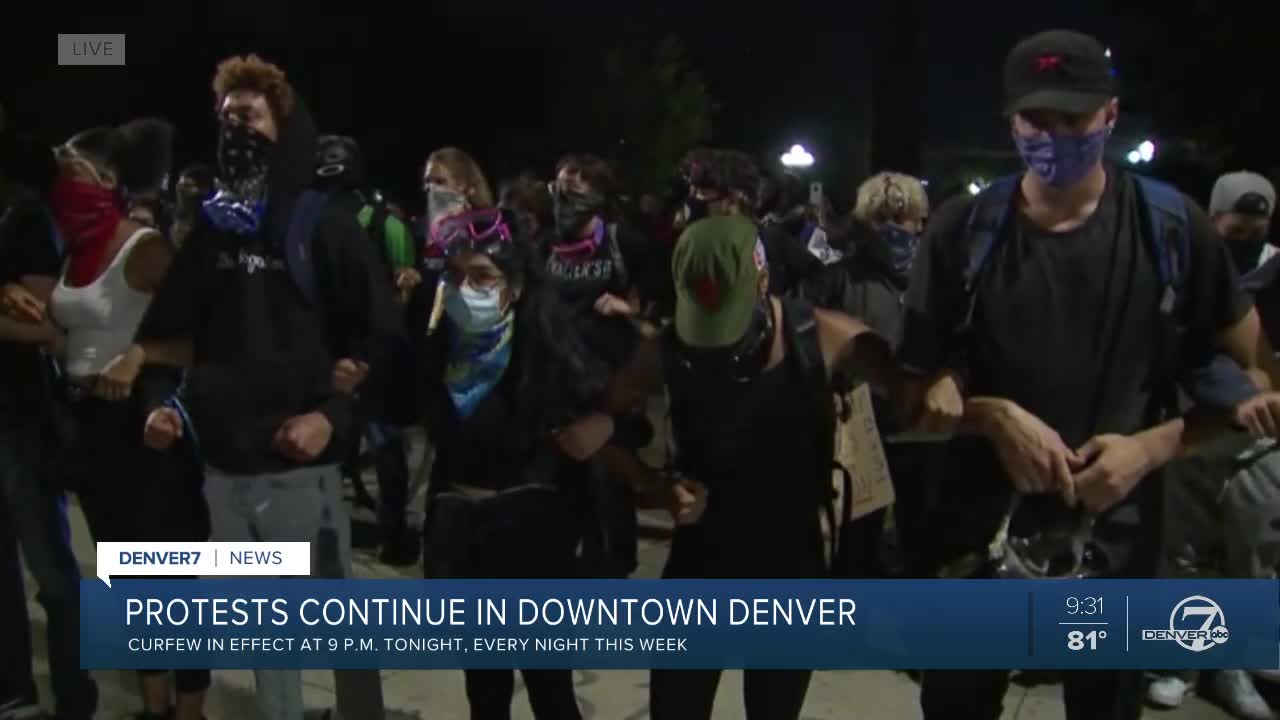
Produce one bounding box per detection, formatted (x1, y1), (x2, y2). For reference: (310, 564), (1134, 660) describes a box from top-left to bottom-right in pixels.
(135, 98), (399, 475)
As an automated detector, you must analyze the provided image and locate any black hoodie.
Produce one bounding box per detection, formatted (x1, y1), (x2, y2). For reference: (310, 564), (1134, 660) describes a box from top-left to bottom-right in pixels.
(135, 97), (399, 475)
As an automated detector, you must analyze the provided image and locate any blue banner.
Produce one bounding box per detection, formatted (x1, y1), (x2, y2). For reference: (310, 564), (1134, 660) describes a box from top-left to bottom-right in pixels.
(80, 579), (1280, 670)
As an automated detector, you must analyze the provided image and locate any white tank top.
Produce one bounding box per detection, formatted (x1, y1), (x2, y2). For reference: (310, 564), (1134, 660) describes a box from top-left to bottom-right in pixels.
(51, 227), (157, 378)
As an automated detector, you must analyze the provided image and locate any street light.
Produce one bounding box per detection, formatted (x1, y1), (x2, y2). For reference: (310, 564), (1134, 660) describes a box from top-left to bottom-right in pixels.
(1127, 150), (1142, 164)
(781, 144), (814, 169)
(1138, 140), (1155, 163)
(967, 181), (983, 196)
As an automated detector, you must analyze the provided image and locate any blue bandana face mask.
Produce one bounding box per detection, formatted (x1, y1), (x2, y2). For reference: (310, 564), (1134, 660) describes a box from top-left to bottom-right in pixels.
(442, 282), (515, 418)
(872, 223), (920, 276)
(1012, 126), (1110, 189)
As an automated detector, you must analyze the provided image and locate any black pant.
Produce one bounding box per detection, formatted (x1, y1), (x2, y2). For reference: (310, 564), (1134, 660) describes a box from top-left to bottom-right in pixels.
(68, 395), (212, 695)
(464, 668), (581, 720)
(425, 482), (583, 719)
(921, 669), (1144, 720)
(650, 669), (812, 720)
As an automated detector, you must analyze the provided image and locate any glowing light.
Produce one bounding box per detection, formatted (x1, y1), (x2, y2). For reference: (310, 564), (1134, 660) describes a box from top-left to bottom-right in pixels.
(780, 144), (815, 169)
(1127, 150), (1142, 164)
(1138, 140), (1155, 163)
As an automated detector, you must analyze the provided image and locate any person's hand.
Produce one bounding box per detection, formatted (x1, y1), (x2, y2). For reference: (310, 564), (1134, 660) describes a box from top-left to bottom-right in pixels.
(94, 350), (143, 401)
(986, 402), (1081, 504)
(914, 371), (964, 435)
(1233, 392), (1280, 439)
(272, 412), (334, 463)
(394, 267), (423, 304)
(594, 293), (635, 318)
(1072, 434), (1153, 513)
(668, 477), (709, 526)
(332, 358), (370, 395)
(143, 407), (184, 450)
(2, 283), (44, 323)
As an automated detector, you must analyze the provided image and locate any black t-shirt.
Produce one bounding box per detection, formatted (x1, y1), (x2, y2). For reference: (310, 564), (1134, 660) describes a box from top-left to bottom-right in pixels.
(0, 191), (60, 411)
(899, 169), (1250, 559)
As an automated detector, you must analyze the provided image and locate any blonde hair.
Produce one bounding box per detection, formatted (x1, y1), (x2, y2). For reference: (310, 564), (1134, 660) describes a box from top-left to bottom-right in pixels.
(425, 147), (495, 208)
(854, 172), (928, 225)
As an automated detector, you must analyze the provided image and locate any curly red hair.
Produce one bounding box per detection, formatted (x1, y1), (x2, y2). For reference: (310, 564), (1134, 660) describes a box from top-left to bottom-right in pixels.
(211, 54), (295, 122)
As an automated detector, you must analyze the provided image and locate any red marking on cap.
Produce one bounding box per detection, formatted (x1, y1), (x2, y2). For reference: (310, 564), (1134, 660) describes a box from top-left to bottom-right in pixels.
(691, 275), (721, 309)
(1036, 55), (1064, 72)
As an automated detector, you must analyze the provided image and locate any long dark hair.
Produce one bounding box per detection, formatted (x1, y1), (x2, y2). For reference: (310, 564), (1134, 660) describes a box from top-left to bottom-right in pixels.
(419, 210), (608, 434)
(60, 117), (173, 194)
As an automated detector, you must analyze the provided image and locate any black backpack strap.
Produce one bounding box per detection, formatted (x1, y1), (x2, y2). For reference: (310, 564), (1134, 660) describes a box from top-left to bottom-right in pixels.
(1133, 174), (1191, 418)
(285, 189), (330, 305)
(779, 296), (840, 573)
(608, 223), (630, 293)
(949, 174), (1020, 375)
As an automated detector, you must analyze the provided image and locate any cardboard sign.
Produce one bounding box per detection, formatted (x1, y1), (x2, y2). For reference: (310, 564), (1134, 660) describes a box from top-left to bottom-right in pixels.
(834, 384), (896, 521)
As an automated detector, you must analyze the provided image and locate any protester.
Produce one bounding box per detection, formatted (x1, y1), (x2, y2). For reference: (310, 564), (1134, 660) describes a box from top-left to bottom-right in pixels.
(170, 162), (214, 249)
(1211, 171), (1276, 274)
(677, 148), (821, 296)
(498, 171), (555, 260)
(901, 30), (1280, 720)
(649, 214), (896, 719)
(545, 153), (669, 579)
(130, 54), (396, 720)
(127, 190), (169, 230)
(0, 137), (97, 720)
(314, 133), (419, 565)
(405, 205), (612, 720)
(1145, 168), (1280, 720)
(798, 171), (939, 577)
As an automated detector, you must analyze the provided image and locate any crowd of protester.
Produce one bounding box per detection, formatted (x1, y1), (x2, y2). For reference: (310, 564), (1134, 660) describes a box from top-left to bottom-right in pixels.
(1, 27), (1279, 720)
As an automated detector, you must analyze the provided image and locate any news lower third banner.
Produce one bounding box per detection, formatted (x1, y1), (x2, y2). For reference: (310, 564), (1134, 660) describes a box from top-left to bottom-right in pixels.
(81, 578), (1279, 671)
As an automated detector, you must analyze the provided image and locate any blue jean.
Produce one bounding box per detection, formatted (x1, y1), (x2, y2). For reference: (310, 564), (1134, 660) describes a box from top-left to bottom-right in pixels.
(0, 415), (96, 718)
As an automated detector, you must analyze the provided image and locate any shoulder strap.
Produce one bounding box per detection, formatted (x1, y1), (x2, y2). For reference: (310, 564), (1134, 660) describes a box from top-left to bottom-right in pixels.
(949, 174), (1020, 370)
(1133, 174), (1190, 315)
(780, 295), (842, 574)
(1133, 174), (1192, 420)
(608, 223), (629, 291)
(780, 296), (836, 468)
(285, 189), (330, 305)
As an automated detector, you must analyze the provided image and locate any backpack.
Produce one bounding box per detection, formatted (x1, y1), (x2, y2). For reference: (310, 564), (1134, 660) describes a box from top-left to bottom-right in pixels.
(661, 295), (844, 572)
(952, 173), (1191, 418)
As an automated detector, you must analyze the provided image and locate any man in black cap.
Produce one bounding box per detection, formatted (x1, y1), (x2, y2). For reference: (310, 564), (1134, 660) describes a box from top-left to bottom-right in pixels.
(1211, 170), (1276, 274)
(900, 29), (1280, 719)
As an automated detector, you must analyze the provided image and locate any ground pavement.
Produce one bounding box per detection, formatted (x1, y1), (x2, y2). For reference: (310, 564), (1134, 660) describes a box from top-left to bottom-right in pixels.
(20, 428), (1250, 719)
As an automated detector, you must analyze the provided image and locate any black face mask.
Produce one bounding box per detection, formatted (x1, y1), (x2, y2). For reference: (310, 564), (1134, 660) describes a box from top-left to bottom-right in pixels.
(552, 186), (605, 240)
(216, 123), (273, 184)
(1229, 237), (1269, 274)
(204, 122), (275, 234)
(677, 298), (774, 383)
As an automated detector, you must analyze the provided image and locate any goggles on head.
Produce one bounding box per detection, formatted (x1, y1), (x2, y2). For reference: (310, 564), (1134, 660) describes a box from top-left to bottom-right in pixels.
(427, 208), (515, 261)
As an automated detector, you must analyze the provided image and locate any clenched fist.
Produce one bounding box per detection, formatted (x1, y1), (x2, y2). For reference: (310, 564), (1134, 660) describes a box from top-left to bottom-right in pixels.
(272, 412), (334, 463)
(144, 407), (184, 450)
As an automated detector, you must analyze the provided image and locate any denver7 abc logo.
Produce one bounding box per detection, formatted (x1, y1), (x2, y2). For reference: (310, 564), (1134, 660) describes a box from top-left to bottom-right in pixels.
(1141, 596), (1230, 653)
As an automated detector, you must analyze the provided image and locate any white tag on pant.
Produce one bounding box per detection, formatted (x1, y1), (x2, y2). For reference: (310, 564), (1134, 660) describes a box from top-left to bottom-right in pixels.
(96, 542), (311, 587)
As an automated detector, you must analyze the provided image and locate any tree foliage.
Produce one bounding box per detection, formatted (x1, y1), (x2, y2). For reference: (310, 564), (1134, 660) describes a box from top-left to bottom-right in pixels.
(559, 35), (717, 192)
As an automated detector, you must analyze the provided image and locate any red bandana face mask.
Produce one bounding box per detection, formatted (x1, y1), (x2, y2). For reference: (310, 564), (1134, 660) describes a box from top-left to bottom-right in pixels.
(50, 174), (125, 287)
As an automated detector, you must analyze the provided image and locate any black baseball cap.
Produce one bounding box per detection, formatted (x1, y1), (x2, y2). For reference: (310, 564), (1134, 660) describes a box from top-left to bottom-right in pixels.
(1003, 30), (1115, 116)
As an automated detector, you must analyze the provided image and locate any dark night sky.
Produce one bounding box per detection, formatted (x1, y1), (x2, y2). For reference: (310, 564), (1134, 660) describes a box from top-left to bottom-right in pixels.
(3, 1), (1149, 207)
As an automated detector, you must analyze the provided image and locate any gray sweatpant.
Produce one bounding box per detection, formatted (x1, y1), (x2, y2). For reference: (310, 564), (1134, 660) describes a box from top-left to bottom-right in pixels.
(204, 464), (386, 720)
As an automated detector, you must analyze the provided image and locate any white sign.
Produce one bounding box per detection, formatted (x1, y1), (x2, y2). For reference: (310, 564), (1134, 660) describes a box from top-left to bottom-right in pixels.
(96, 542), (311, 587)
(835, 384), (896, 520)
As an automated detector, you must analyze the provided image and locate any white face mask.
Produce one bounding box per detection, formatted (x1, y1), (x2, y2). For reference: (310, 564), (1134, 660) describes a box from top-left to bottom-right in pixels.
(443, 282), (506, 334)
(426, 184), (467, 231)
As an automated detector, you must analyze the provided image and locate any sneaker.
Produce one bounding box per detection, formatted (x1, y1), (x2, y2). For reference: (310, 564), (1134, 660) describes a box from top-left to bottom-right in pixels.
(1213, 670), (1275, 720)
(1147, 675), (1192, 708)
